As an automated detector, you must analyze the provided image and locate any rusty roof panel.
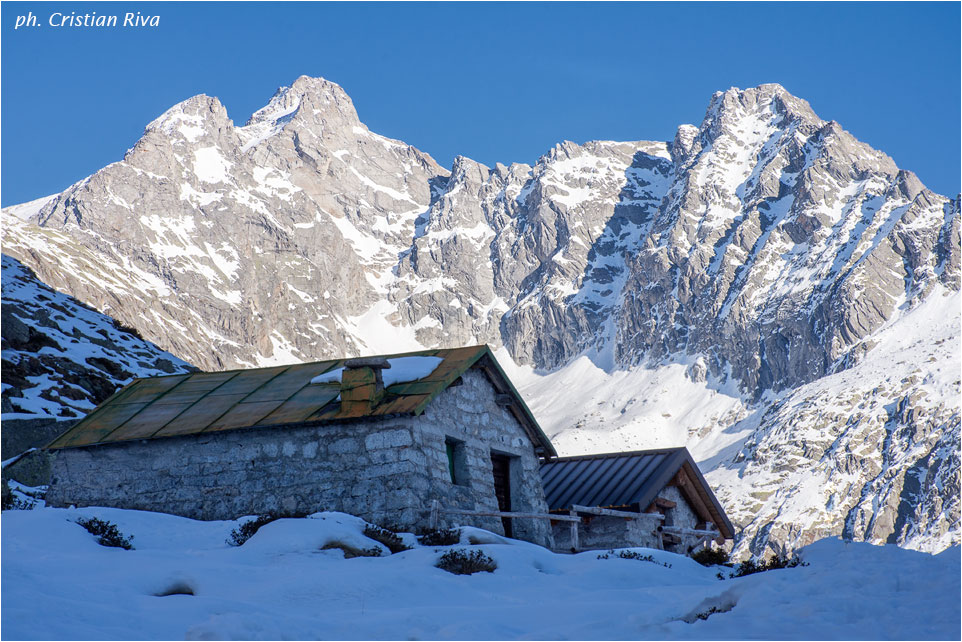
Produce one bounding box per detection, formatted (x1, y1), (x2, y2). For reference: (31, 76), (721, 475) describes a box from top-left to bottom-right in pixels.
(204, 400), (286, 432)
(206, 366), (291, 396)
(48, 402), (150, 448)
(384, 381), (439, 396)
(104, 403), (195, 441)
(152, 372), (237, 405)
(373, 394), (432, 415)
(242, 363), (334, 403)
(256, 385), (340, 426)
(111, 375), (190, 405)
(152, 393), (249, 438)
(417, 347), (478, 383)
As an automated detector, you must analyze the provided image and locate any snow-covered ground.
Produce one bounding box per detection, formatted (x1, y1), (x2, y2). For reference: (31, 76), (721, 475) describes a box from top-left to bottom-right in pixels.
(2, 504), (958, 640)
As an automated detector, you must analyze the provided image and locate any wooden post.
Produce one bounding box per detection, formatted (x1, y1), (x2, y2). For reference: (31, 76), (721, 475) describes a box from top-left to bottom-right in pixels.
(429, 499), (439, 529)
(569, 509), (579, 552)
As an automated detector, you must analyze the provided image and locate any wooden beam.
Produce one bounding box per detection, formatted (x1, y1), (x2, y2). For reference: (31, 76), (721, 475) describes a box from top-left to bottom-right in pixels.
(671, 466), (715, 527)
(660, 526), (719, 538)
(570, 509), (579, 552)
(653, 497), (677, 509)
(572, 504), (664, 520)
(494, 393), (514, 407)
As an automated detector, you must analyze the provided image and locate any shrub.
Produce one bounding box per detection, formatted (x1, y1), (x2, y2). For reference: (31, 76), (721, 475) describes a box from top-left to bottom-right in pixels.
(2, 493), (32, 511)
(596, 549), (672, 568)
(321, 541), (383, 559)
(725, 553), (807, 578)
(363, 524), (412, 554)
(691, 547), (731, 567)
(1, 480), (43, 511)
(436, 548), (497, 575)
(111, 318), (144, 341)
(418, 527), (461, 547)
(76, 517), (134, 550)
(227, 515), (277, 547)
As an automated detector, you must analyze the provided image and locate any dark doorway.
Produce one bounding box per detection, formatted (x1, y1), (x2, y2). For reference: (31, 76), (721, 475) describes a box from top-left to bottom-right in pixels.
(490, 453), (512, 538)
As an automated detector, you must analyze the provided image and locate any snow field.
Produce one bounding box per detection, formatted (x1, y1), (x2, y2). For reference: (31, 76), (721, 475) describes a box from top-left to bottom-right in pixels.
(2, 506), (958, 640)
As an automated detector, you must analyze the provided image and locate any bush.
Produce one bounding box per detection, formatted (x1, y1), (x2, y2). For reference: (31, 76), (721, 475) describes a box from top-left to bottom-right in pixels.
(436, 548), (497, 575)
(321, 541), (383, 559)
(363, 524), (412, 554)
(596, 549), (672, 568)
(418, 527), (461, 547)
(724, 553), (808, 578)
(1, 480), (44, 511)
(76, 517), (134, 550)
(227, 515), (277, 547)
(111, 318), (144, 341)
(691, 547), (731, 567)
(2, 493), (32, 511)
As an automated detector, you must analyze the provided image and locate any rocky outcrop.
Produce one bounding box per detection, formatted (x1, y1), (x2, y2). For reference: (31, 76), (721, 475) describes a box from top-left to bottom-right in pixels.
(2, 77), (958, 555)
(1, 255), (194, 420)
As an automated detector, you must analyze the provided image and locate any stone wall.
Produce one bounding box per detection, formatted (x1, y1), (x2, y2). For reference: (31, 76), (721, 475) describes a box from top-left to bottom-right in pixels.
(46, 368), (553, 547)
(658, 485), (706, 554)
(551, 513), (664, 552)
(549, 485), (705, 553)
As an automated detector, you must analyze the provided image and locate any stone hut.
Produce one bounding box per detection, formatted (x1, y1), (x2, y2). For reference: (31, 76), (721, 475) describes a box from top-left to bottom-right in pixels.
(540, 448), (734, 553)
(45, 345), (558, 547)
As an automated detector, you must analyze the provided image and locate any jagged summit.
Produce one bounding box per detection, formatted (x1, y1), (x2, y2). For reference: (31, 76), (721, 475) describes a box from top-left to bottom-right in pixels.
(3, 77), (958, 558)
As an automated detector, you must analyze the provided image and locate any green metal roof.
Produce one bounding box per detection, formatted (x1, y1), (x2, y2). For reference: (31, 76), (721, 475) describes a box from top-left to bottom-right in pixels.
(46, 345), (557, 457)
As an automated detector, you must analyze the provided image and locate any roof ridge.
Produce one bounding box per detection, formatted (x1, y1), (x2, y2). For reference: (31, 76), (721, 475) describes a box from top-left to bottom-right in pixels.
(546, 447), (687, 462)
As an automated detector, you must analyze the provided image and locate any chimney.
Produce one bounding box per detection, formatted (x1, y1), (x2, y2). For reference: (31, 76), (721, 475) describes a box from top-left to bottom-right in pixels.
(339, 357), (391, 415)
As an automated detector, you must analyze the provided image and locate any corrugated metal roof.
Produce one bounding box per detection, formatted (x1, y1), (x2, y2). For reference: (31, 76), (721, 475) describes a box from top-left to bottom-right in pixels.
(540, 448), (734, 539)
(47, 345), (556, 457)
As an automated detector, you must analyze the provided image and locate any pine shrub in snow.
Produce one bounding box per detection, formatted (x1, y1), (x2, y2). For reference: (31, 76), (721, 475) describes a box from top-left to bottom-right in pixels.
(320, 541), (383, 559)
(75, 517), (134, 550)
(691, 547), (731, 567)
(226, 515), (277, 546)
(436, 549), (497, 575)
(418, 527), (461, 547)
(596, 549), (672, 568)
(722, 553), (808, 578)
(362, 524), (411, 553)
(1, 480), (44, 511)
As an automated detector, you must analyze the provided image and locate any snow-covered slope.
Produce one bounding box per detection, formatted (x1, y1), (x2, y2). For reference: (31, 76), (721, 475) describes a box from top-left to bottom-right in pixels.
(2, 506), (958, 640)
(1, 77), (958, 557)
(1, 255), (195, 420)
(504, 287), (960, 557)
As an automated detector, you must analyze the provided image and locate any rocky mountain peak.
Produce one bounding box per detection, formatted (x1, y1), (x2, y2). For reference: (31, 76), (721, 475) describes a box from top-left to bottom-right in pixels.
(142, 94), (233, 145)
(252, 76), (360, 128)
(3, 78), (957, 558)
(670, 124), (701, 166)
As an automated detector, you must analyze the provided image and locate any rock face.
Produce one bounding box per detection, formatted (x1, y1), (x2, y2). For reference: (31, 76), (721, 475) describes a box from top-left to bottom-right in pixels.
(1, 255), (194, 420)
(2, 77), (958, 555)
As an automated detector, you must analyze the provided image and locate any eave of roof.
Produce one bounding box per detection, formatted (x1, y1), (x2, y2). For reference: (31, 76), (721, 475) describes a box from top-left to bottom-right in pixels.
(45, 345), (556, 457)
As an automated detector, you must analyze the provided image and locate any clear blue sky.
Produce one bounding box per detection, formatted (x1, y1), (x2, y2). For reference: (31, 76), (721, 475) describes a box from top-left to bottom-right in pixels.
(2, 1), (959, 206)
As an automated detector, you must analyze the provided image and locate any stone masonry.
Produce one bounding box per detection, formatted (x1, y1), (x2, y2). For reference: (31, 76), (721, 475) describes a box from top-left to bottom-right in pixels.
(46, 368), (553, 547)
(550, 485), (702, 553)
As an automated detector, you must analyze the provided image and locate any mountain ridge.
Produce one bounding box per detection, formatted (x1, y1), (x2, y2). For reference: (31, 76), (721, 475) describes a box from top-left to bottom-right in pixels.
(2, 76), (958, 557)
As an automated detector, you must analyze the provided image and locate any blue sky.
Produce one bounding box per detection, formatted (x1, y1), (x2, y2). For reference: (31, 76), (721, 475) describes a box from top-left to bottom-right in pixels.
(1, 1), (959, 206)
